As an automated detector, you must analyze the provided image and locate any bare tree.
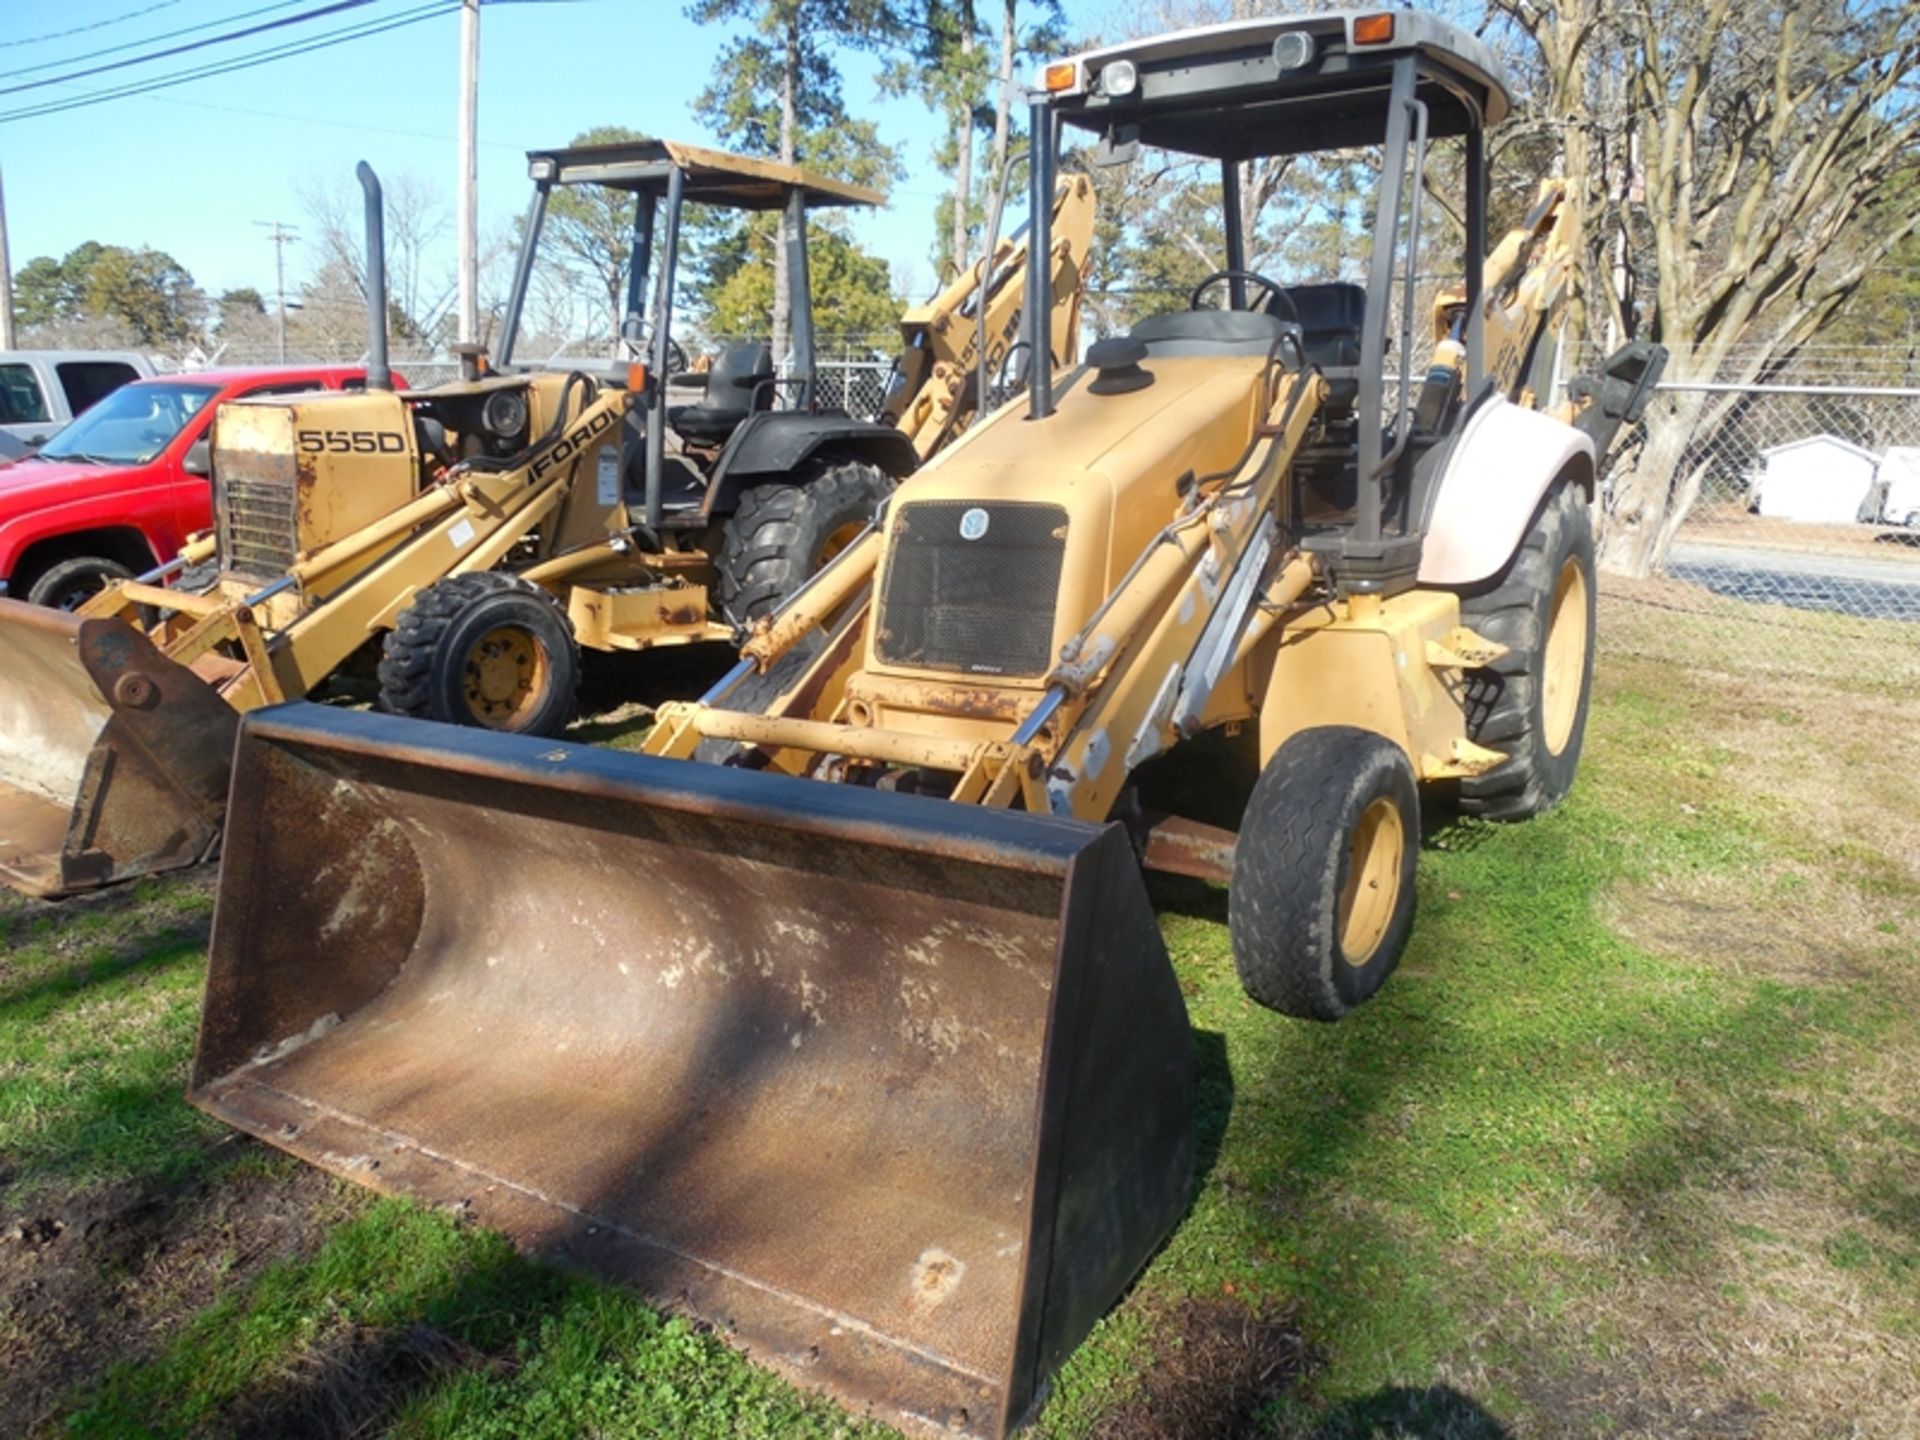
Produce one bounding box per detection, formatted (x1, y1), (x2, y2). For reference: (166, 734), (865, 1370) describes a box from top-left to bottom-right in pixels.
(1489, 0), (1920, 574)
(295, 168), (452, 345)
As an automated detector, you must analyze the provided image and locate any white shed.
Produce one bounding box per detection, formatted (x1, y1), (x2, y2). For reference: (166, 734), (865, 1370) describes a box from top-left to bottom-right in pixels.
(1755, 435), (1879, 524)
(1876, 446), (1920, 527)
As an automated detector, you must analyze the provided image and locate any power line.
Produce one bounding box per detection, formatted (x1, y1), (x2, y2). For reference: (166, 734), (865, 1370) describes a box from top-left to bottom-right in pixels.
(0, 1), (183, 50)
(6, 0), (318, 80)
(0, 3), (461, 125)
(144, 91), (523, 149)
(0, 0), (391, 100)
(0, 0), (586, 126)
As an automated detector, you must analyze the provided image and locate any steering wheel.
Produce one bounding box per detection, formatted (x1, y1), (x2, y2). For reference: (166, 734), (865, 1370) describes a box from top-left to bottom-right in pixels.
(619, 316), (690, 376)
(1189, 268), (1300, 325)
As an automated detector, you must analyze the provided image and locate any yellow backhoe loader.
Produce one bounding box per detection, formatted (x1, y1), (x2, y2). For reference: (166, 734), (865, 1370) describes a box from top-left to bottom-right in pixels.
(0, 142), (1094, 899)
(190, 14), (1664, 1438)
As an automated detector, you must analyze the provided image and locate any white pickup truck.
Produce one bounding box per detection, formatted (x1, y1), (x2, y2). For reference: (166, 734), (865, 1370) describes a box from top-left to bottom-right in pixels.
(0, 349), (155, 458)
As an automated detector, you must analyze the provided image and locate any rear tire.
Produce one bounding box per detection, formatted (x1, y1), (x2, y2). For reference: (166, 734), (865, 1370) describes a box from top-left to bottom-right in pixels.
(1456, 479), (1596, 820)
(1229, 726), (1419, 1022)
(377, 573), (580, 736)
(26, 556), (134, 611)
(714, 459), (892, 622)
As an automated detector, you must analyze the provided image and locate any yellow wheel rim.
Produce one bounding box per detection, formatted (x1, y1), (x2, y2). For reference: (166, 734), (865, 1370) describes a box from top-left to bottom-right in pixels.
(1337, 796), (1405, 966)
(1541, 555), (1590, 757)
(816, 519), (866, 569)
(463, 624), (548, 730)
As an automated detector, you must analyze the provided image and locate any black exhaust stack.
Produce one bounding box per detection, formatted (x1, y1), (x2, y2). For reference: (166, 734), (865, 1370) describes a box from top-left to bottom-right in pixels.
(356, 161), (393, 393)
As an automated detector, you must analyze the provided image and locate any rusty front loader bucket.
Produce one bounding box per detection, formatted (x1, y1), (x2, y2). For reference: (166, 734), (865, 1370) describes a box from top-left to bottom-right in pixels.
(0, 598), (239, 898)
(190, 705), (1195, 1438)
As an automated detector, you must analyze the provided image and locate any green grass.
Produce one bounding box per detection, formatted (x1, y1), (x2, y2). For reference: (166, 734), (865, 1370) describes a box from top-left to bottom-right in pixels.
(0, 877), (222, 1199)
(62, 1199), (883, 1440)
(5, 599), (1917, 1437)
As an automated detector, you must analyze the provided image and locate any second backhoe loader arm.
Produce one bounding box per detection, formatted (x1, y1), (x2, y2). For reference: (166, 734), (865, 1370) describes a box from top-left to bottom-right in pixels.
(1411, 181), (1573, 431)
(883, 175), (1097, 461)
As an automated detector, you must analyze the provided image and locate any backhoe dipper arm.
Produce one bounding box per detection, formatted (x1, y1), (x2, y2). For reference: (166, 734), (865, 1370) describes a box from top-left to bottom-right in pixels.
(884, 175), (1097, 460)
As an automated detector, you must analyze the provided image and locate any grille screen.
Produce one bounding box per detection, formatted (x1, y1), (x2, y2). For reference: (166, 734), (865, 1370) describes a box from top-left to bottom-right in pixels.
(219, 473), (298, 579)
(875, 500), (1068, 677)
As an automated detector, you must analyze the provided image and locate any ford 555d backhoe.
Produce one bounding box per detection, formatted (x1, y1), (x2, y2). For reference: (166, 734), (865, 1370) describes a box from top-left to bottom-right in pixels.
(0, 142), (1094, 899)
(187, 13), (1661, 1439)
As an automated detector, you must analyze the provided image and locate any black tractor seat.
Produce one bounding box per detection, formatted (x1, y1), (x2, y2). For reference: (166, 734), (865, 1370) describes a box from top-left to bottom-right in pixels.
(1127, 308), (1294, 359)
(1267, 282), (1366, 409)
(669, 340), (775, 445)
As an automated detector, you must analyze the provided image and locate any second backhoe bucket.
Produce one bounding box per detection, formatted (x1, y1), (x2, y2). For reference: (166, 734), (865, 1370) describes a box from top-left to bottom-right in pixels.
(190, 705), (1195, 1438)
(0, 598), (238, 898)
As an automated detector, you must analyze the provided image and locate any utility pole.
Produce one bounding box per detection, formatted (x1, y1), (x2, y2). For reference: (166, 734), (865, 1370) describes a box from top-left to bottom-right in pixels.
(255, 220), (298, 362)
(0, 168), (15, 350)
(457, 0), (479, 345)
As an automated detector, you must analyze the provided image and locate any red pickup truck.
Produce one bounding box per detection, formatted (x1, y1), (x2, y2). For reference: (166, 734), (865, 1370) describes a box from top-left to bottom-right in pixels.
(0, 365), (391, 610)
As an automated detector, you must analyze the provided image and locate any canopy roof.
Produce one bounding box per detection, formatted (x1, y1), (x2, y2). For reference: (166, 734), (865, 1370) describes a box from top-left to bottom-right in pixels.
(1049, 11), (1512, 160)
(523, 139), (882, 210)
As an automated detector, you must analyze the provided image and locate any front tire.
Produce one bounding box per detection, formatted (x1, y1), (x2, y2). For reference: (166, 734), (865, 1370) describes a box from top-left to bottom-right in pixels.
(26, 555), (135, 611)
(1457, 479), (1597, 820)
(377, 572), (580, 736)
(1229, 726), (1420, 1022)
(714, 459), (893, 622)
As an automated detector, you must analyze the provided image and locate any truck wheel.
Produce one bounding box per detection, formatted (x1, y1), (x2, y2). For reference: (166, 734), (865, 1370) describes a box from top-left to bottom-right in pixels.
(1457, 480), (1596, 820)
(1229, 726), (1419, 1022)
(26, 556), (134, 611)
(714, 459), (892, 622)
(378, 573), (579, 736)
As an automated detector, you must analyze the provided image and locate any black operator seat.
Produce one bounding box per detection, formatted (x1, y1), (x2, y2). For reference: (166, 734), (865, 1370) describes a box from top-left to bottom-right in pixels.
(669, 341), (776, 444)
(1127, 308), (1290, 359)
(1266, 282), (1366, 410)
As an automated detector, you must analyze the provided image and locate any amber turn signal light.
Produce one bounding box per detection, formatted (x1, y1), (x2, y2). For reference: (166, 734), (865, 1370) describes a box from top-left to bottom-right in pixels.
(1352, 14), (1395, 44)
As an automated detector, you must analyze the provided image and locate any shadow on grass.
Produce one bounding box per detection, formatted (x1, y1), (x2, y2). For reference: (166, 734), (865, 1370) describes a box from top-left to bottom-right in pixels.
(0, 922), (207, 1022)
(1302, 1384), (1514, 1439)
(0, 872), (209, 949)
(1, 1069), (221, 1202)
(62, 1210), (571, 1440)
(221, 1246), (568, 1440)
(1588, 977), (1915, 1277)
(1192, 1028), (1234, 1194)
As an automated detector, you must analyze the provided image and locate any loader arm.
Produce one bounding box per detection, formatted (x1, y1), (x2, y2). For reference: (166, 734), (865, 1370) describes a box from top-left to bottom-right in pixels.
(648, 367), (1329, 822)
(1416, 181), (1573, 423)
(0, 384), (630, 898)
(92, 385), (630, 710)
(885, 175), (1097, 461)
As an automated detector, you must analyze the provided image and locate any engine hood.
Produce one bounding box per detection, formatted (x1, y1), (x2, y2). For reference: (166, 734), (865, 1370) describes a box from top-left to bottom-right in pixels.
(867, 352), (1275, 687)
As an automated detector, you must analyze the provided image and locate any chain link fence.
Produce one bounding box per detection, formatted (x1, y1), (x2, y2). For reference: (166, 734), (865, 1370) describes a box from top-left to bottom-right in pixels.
(1601, 380), (1920, 668)
(163, 337), (1920, 657)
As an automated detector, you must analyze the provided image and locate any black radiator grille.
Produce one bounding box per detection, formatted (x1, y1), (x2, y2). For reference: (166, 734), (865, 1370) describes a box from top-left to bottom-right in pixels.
(874, 500), (1068, 677)
(219, 474), (298, 579)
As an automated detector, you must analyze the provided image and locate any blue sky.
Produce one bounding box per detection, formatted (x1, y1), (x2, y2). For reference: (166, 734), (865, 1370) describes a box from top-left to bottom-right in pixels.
(0, 0), (1109, 310)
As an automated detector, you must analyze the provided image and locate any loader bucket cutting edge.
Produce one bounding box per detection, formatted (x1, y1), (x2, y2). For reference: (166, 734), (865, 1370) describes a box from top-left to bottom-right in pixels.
(0, 598), (238, 897)
(189, 704), (1195, 1438)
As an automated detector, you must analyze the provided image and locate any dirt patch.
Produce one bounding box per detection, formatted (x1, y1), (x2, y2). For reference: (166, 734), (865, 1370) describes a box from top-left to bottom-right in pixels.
(1505, 1352), (1766, 1440)
(0, 1141), (354, 1436)
(1599, 870), (1888, 989)
(1497, 1172), (1920, 1440)
(1089, 1295), (1313, 1439)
